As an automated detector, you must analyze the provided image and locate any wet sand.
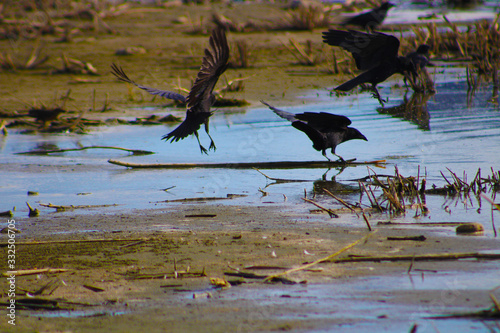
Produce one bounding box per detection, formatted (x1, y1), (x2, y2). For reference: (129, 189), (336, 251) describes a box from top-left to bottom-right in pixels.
(2, 203), (500, 332)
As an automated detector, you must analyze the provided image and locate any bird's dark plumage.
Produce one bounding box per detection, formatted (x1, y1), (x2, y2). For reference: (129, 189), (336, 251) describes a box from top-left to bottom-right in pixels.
(261, 101), (367, 162)
(111, 27), (229, 154)
(340, 2), (395, 31)
(322, 29), (427, 105)
(28, 108), (65, 122)
(406, 44), (433, 70)
(110, 64), (186, 103)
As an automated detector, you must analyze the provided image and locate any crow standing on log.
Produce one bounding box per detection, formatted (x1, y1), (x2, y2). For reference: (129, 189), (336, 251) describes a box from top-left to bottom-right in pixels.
(322, 29), (429, 105)
(111, 28), (229, 154)
(261, 101), (367, 162)
(340, 2), (395, 31)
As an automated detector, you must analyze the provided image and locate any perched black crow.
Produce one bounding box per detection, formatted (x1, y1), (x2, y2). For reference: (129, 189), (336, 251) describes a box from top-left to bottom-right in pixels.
(261, 101), (367, 162)
(340, 2), (395, 31)
(322, 29), (427, 105)
(406, 44), (433, 70)
(111, 28), (229, 154)
(404, 44), (435, 92)
(28, 108), (65, 123)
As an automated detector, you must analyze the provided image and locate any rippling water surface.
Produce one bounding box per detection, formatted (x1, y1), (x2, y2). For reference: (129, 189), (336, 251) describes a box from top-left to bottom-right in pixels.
(1, 70), (499, 236)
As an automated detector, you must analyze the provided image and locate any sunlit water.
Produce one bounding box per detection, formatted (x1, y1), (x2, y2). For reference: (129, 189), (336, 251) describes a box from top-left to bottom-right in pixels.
(1, 69), (499, 237)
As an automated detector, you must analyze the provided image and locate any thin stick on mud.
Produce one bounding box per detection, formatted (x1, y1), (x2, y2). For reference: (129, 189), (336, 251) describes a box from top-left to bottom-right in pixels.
(302, 198), (338, 218)
(264, 231), (377, 282)
(3, 268), (69, 277)
(1, 238), (147, 247)
(323, 188), (358, 214)
(362, 213), (372, 231)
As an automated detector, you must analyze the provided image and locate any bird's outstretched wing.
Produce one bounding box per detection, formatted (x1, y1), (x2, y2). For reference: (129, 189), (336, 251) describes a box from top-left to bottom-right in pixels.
(163, 28), (229, 143)
(261, 100), (297, 122)
(295, 112), (352, 128)
(186, 27), (230, 113)
(110, 63), (186, 102)
(322, 30), (399, 70)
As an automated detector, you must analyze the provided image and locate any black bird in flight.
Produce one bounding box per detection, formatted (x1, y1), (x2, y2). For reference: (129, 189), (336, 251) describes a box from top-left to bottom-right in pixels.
(111, 28), (230, 154)
(261, 101), (367, 162)
(340, 2), (395, 31)
(322, 29), (423, 105)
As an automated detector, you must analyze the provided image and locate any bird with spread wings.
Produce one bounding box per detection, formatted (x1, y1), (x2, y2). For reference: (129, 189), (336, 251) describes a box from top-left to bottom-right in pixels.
(111, 27), (229, 154)
(322, 29), (428, 106)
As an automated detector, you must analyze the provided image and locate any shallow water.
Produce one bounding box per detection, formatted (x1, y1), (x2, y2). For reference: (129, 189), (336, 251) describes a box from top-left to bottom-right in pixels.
(1, 68), (499, 237)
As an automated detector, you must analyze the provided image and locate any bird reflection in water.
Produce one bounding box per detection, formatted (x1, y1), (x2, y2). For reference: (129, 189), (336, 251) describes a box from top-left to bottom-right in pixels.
(377, 92), (434, 130)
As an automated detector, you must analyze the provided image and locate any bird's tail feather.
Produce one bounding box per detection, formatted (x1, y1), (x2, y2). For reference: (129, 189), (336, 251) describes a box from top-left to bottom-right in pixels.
(335, 71), (372, 91)
(261, 100), (296, 122)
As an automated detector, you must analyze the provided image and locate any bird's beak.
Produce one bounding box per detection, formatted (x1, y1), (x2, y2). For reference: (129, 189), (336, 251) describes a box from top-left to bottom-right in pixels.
(361, 135), (368, 141)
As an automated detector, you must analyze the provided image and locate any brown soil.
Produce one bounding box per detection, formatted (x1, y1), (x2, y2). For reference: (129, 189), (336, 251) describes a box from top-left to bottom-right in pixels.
(1, 204), (500, 332)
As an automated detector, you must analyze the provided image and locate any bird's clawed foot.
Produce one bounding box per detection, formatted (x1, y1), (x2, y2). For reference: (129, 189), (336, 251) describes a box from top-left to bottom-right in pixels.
(371, 88), (388, 106)
(199, 144), (209, 155)
(209, 140), (217, 152)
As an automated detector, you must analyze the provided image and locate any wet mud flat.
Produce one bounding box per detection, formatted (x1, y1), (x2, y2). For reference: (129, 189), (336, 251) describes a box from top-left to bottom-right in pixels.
(1, 203), (500, 332)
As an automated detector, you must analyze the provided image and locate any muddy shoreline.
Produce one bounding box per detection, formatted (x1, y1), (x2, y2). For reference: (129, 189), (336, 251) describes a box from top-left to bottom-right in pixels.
(2, 203), (500, 332)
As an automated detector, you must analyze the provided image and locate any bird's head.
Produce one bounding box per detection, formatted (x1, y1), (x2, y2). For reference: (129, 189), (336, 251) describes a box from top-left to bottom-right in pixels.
(416, 44), (431, 55)
(381, 2), (396, 10)
(346, 127), (368, 142)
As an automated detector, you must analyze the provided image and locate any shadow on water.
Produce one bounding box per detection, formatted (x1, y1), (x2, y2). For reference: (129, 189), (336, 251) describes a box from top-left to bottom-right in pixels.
(377, 92), (432, 130)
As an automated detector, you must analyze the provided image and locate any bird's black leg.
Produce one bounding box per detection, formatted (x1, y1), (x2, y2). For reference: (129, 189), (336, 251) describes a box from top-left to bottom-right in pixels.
(194, 131), (208, 155)
(333, 153), (346, 164)
(207, 132), (216, 152)
(371, 86), (387, 106)
(204, 122), (216, 151)
(322, 150), (331, 162)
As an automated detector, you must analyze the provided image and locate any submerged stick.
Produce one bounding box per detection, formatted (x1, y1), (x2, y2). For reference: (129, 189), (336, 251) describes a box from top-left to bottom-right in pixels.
(264, 231), (377, 282)
(254, 168), (310, 183)
(39, 203), (119, 211)
(108, 159), (386, 169)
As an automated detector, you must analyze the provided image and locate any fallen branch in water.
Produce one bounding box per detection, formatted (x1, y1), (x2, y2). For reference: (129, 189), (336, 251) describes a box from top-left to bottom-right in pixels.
(39, 203), (119, 211)
(17, 145), (154, 155)
(254, 168), (310, 183)
(332, 252), (500, 263)
(152, 194), (246, 203)
(264, 231), (377, 282)
(108, 159), (386, 169)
